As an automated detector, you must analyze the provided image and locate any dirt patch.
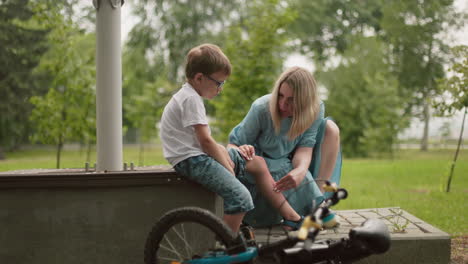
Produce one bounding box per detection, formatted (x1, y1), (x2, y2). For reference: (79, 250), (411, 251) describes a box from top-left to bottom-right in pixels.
(451, 235), (467, 264)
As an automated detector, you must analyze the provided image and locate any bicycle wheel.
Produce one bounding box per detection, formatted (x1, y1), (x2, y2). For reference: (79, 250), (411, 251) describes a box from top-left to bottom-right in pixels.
(144, 207), (237, 264)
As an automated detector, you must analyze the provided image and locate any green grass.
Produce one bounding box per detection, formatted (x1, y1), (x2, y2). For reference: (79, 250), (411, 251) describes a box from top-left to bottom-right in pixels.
(1, 146), (466, 236)
(0, 144), (168, 171)
(335, 149), (468, 236)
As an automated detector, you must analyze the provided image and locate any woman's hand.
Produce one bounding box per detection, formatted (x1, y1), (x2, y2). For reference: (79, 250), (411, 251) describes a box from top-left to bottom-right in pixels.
(273, 146), (312, 192)
(273, 168), (306, 192)
(237, 144), (255, 161)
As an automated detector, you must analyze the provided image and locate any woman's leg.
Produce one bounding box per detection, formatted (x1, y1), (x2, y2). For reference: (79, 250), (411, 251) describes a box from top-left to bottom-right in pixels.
(246, 156), (301, 222)
(317, 120), (340, 192)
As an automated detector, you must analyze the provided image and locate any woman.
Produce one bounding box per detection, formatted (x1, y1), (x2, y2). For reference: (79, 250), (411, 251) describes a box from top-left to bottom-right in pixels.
(227, 66), (341, 228)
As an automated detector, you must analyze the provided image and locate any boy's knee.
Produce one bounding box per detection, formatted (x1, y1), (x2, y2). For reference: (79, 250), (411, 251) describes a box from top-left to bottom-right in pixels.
(251, 155), (266, 165)
(325, 120), (340, 142)
(246, 155), (267, 174)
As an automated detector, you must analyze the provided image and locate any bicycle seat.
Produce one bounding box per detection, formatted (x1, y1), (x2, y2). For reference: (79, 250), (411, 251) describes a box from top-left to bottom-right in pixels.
(349, 218), (391, 254)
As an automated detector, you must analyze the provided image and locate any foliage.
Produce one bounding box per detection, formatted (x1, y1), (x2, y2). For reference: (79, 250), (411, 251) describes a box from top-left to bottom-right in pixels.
(432, 45), (468, 192)
(378, 0), (459, 150)
(0, 0), (465, 162)
(29, 8), (95, 169)
(122, 18), (175, 164)
(433, 45), (468, 115)
(319, 37), (405, 157)
(130, 0), (240, 82)
(289, 0), (460, 153)
(123, 0), (242, 151)
(381, 0), (452, 105)
(0, 0), (49, 156)
(212, 0), (296, 141)
(372, 209), (410, 233)
(288, 0), (384, 61)
(122, 47), (173, 164)
(123, 79), (172, 165)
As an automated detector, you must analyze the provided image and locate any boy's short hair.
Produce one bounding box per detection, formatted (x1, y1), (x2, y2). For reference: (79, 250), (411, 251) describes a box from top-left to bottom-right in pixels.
(185, 44), (231, 79)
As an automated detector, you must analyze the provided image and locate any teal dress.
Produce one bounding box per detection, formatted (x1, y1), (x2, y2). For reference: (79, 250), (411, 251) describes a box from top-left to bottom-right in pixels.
(229, 95), (342, 227)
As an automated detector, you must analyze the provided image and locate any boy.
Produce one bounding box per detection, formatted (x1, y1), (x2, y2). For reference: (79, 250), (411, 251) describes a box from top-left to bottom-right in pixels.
(160, 43), (254, 233)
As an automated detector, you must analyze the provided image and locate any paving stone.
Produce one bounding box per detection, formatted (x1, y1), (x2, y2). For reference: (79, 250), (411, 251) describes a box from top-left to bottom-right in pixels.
(370, 207), (397, 217)
(356, 211), (381, 219)
(347, 217), (367, 224)
(254, 207), (450, 264)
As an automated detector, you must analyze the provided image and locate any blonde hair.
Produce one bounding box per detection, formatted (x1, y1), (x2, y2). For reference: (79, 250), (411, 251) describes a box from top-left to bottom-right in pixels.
(185, 43), (231, 79)
(269, 67), (320, 140)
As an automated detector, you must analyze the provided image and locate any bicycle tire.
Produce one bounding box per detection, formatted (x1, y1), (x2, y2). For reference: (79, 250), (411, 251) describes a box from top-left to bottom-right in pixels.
(144, 207), (237, 264)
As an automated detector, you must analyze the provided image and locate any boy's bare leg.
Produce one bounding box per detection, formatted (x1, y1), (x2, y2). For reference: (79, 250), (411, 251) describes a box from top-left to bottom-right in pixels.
(223, 213), (245, 234)
(246, 156), (301, 222)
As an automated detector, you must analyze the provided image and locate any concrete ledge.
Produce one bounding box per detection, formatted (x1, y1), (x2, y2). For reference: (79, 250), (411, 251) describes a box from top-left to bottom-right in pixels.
(0, 166), (222, 264)
(255, 207), (450, 264)
(0, 165), (183, 188)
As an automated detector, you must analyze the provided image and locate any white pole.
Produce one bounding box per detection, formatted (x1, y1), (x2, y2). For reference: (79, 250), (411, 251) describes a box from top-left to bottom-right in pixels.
(95, 0), (123, 171)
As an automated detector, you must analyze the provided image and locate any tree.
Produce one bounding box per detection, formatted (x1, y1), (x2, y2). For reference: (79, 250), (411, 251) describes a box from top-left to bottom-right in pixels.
(380, 0), (458, 151)
(0, 0), (49, 158)
(29, 10), (96, 168)
(130, 0), (240, 82)
(124, 79), (173, 166)
(289, 0), (462, 153)
(319, 37), (405, 157)
(122, 27), (173, 165)
(288, 0), (384, 62)
(212, 0), (296, 140)
(438, 121), (451, 148)
(433, 45), (468, 192)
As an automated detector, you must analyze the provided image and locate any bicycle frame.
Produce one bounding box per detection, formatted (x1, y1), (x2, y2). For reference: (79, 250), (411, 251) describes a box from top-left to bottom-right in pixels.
(183, 247), (258, 264)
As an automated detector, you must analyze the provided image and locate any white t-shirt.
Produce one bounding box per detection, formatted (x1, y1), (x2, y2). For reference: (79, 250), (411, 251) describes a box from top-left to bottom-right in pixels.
(160, 83), (210, 166)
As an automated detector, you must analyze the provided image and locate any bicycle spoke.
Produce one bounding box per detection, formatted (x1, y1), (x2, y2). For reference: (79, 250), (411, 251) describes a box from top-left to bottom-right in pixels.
(145, 208), (234, 264)
(161, 233), (185, 261)
(157, 255), (181, 263)
(173, 223), (194, 258)
(159, 244), (181, 258)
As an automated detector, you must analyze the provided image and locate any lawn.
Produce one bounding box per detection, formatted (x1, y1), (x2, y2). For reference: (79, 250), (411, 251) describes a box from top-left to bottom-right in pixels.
(336, 149), (467, 237)
(1, 146), (466, 236)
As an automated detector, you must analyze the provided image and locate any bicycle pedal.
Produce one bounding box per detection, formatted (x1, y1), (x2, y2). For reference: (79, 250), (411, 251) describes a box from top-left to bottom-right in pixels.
(213, 241), (227, 250)
(227, 232), (250, 254)
(240, 224), (257, 246)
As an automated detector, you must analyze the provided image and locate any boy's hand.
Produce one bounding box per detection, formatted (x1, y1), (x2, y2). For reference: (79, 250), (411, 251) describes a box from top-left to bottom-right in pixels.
(217, 144), (235, 175)
(238, 144), (255, 161)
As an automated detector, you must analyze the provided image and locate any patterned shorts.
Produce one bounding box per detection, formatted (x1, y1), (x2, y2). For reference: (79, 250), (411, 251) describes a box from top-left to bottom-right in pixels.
(174, 152), (254, 214)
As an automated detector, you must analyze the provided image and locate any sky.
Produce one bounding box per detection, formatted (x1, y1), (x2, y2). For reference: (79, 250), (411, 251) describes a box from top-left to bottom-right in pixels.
(119, 1), (468, 140)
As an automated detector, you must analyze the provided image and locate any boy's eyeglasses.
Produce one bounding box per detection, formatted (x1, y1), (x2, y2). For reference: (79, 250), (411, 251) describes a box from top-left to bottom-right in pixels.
(205, 75), (226, 89)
